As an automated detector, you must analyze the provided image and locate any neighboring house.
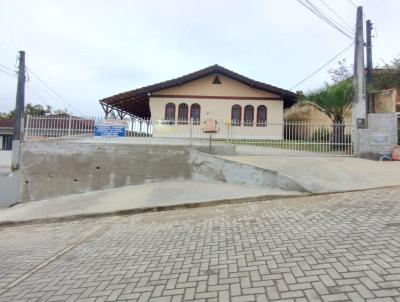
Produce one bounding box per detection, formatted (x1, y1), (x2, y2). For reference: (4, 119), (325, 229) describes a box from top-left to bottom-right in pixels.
(284, 103), (352, 124)
(25, 113), (94, 139)
(284, 88), (399, 125)
(99, 65), (297, 139)
(0, 118), (13, 150)
(370, 89), (400, 113)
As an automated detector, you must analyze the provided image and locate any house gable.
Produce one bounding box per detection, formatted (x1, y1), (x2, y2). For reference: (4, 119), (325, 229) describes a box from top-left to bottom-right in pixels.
(153, 74), (281, 99)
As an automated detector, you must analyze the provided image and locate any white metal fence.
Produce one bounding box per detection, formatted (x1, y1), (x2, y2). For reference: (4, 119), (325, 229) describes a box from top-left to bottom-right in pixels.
(23, 115), (354, 156)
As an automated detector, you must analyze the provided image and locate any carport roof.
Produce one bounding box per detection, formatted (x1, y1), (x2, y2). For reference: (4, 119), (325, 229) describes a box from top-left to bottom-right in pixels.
(99, 64), (298, 118)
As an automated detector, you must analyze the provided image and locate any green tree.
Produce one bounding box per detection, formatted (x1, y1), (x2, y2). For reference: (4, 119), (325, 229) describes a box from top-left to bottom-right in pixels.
(0, 103), (58, 118)
(303, 80), (353, 148)
(305, 80), (353, 124)
(0, 109), (15, 118)
(25, 103), (51, 116)
(371, 55), (400, 91)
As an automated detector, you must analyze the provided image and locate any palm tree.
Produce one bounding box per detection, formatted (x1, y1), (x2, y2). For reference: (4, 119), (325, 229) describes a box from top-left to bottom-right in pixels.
(303, 80), (353, 149)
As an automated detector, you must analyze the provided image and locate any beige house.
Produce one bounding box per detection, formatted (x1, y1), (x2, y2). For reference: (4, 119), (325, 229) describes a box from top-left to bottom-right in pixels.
(100, 65), (297, 139)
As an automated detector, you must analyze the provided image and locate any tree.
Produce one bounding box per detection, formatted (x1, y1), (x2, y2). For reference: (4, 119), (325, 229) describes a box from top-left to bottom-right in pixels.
(0, 109), (15, 119)
(52, 108), (69, 115)
(0, 103), (64, 119)
(303, 80), (353, 149)
(305, 80), (353, 124)
(328, 59), (352, 84)
(371, 55), (400, 91)
(25, 103), (51, 116)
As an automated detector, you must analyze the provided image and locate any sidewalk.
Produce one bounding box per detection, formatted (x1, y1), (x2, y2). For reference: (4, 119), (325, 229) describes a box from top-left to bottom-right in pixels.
(0, 180), (305, 225)
(2, 154), (400, 226)
(221, 155), (400, 193)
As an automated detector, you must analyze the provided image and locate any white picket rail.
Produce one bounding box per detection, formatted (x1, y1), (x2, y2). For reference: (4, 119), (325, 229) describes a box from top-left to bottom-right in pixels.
(23, 115), (354, 156)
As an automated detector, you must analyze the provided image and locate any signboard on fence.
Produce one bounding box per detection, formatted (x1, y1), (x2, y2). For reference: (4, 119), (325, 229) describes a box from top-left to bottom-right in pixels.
(94, 119), (126, 138)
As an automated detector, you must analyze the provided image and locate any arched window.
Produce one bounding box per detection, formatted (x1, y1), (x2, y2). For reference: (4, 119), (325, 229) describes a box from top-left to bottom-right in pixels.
(178, 103), (188, 124)
(231, 105), (242, 126)
(244, 105), (254, 126)
(190, 103), (201, 125)
(164, 103), (175, 124)
(257, 105), (267, 127)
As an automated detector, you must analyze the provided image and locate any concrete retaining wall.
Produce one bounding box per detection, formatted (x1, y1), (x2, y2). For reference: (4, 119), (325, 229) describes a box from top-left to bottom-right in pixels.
(19, 141), (306, 202)
(0, 171), (20, 207)
(20, 142), (195, 202)
(190, 150), (308, 193)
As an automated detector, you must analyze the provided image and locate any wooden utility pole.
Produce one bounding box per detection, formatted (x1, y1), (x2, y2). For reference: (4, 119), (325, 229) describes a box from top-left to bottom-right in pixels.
(352, 6), (367, 130)
(13, 51), (26, 141)
(366, 19), (373, 112)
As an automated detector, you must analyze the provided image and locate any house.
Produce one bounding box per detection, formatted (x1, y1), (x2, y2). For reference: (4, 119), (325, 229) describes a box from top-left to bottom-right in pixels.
(99, 65), (297, 139)
(0, 118), (13, 150)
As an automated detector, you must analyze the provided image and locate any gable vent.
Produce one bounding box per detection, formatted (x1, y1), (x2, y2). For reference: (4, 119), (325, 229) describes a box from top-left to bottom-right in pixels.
(212, 75), (222, 84)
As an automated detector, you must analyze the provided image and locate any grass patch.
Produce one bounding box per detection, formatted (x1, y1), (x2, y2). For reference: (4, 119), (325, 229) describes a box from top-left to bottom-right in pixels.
(220, 139), (353, 154)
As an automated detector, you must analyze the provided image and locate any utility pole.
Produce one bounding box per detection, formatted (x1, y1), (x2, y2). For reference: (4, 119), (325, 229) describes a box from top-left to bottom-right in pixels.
(352, 6), (367, 139)
(13, 51), (26, 141)
(11, 51), (25, 171)
(366, 19), (373, 112)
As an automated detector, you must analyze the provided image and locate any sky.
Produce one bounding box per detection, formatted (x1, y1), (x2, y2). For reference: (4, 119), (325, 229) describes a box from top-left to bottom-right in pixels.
(0, 0), (399, 116)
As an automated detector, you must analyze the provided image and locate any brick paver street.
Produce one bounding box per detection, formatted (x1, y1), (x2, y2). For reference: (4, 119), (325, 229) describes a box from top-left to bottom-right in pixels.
(1, 187), (400, 302)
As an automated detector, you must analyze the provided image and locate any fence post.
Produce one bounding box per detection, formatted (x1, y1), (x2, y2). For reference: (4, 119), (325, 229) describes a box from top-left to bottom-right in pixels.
(189, 118), (193, 146)
(24, 114), (30, 141)
(67, 115), (72, 139)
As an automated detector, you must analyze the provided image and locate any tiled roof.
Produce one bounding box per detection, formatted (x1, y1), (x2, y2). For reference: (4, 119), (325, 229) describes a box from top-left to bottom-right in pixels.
(99, 64), (298, 118)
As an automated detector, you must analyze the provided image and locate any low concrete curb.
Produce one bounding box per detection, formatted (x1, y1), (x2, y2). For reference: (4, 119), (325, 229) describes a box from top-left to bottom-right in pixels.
(0, 193), (309, 228)
(2, 184), (400, 228)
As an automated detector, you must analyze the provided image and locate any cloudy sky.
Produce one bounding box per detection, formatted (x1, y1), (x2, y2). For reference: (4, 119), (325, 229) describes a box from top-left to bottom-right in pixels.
(0, 0), (399, 115)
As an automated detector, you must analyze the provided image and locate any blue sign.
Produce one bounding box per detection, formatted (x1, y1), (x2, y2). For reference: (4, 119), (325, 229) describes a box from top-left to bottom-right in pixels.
(94, 120), (126, 138)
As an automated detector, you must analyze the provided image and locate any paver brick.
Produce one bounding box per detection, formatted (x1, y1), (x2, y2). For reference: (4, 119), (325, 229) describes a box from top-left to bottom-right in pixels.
(1, 188), (400, 301)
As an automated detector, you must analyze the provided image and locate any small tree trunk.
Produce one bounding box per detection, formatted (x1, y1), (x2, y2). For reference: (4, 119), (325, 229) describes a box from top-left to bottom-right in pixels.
(331, 123), (345, 150)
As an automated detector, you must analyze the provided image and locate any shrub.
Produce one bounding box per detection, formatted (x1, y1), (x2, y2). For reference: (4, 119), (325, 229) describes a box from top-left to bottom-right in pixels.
(311, 127), (330, 142)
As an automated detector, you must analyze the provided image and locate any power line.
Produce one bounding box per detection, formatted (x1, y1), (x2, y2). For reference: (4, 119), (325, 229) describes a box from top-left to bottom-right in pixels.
(0, 45), (16, 59)
(26, 67), (83, 115)
(27, 79), (74, 110)
(0, 67), (16, 78)
(297, 0), (354, 40)
(0, 42), (17, 52)
(26, 85), (51, 108)
(300, 0), (354, 39)
(318, 0), (354, 33)
(345, 0), (358, 8)
(290, 42), (354, 91)
(0, 63), (15, 72)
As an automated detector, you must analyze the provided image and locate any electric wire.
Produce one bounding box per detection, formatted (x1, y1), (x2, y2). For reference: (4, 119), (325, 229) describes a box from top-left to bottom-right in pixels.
(0, 63), (15, 72)
(27, 80), (73, 112)
(26, 84), (52, 108)
(26, 67), (83, 115)
(290, 42), (354, 90)
(0, 67), (16, 78)
(318, 0), (354, 33)
(345, 0), (358, 8)
(297, 0), (354, 40)
(0, 44), (16, 59)
(301, 0), (354, 39)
